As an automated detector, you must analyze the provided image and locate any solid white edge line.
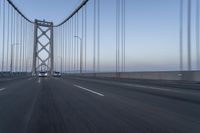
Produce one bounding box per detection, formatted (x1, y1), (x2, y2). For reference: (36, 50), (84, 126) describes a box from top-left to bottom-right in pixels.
(74, 84), (104, 97)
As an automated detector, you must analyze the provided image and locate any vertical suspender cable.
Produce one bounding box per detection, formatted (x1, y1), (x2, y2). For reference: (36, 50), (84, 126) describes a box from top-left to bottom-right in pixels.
(67, 23), (68, 72)
(2, 0), (5, 72)
(69, 20), (71, 72)
(122, 0), (126, 72)
(63, 23), (67, 73)
(25, 20), (27, 72)
(196, 0), (200, 69)
(56, 28), (57, 71)
(22, 18), (24, 72)
(71, 19), (73, 72)
(72, 17), (74, 72)
(55, 28), (57, 71)
(85, 5), (87, 72)
(22, 18), (25, 72)
(56, 27), (61, 72)
(62, 25), (64, 72)
(94, 0), (96, 74)
(27, 23), (29, 72)
(19, 16), (23, 72)
(121, 0), (124, 72)
(67, 22), (69, 72)
(53, 28), (55, 71)
(61, 26), (63, 72)
(76, 13), (78, 72)
(74, 15), (76, 71)
(64, 24), (65, 72)
(116, 0), (119, 73)
(15, 8), (18, 72)
(61, 25), (64, 73)
(69, 21), (70, 72)
(0, 0), (1, 72)
(64, 25), (65, 72)
(54, 28), (59, 71)
(63, 25), (65, 73)
(24, 20), (26, 72)
(118, 0), (120, 73)
(10, 8), (13, 73)
(58, 28), (60, 71)
(117, 0), (121, 72)
(180, 0), (183, 71)
(123, 0), (126, 72)
(76, 14), (78, 71)
(187, 0), (192, 70)
(65, 23), (67, 72)
(61, 26), (62, 72)
(97, 0), (100, 72)
(13, 10), (16, 72)
(74, 12), (79, 72)
(116, 0), (117, 73)
(70, 22), (71, 71)
(59, 27), (61, 72)
(20, 17), (23, 72)
(16, 13), (18, 72)
(24, 21), (27, 72)
(6, 3), (10, 72)
(77, 12), (79, 72)
(59, 26), (61, 72)
(19, 15), (21, 72)
(56, 28), (58, 71)
(19, 16), (21, 72)
(81, 8), (84, 74)
(58, 27), (60, 72)
(65, 24), (67, 73)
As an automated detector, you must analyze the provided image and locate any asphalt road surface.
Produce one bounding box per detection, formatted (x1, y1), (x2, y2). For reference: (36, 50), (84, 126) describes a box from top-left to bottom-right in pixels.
(0, 76), (200, 133)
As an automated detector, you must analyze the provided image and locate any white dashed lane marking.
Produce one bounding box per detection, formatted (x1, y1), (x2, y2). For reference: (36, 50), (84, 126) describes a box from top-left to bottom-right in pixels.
(0, 88), (6, 92)
(74, 84), (104, 97)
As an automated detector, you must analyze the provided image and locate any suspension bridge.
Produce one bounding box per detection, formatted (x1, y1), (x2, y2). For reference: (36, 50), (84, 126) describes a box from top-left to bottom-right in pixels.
(0, 0), (200, 133)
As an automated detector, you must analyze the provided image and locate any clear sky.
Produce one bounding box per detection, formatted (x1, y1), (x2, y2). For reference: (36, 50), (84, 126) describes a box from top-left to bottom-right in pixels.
(1, 0), (200, 72)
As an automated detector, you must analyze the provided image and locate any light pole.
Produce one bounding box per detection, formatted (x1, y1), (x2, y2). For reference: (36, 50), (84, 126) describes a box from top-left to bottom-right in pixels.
(74, 36), (83, 74)
(10, 43), (22, 74)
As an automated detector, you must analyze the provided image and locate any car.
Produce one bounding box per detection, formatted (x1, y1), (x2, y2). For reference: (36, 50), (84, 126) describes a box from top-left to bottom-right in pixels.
(38, 71), (48, 77)
(53, 71), (61, 77)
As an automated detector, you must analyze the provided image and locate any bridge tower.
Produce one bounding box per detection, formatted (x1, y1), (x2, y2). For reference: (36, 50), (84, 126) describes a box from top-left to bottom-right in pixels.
(32, 20), (54, 76)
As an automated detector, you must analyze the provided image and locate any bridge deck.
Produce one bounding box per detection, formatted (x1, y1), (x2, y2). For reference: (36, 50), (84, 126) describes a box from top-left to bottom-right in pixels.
(0, 77), (199, 133)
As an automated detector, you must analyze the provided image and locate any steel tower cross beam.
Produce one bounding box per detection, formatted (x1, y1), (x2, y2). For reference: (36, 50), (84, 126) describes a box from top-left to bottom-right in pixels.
(32, 19), (54, 76)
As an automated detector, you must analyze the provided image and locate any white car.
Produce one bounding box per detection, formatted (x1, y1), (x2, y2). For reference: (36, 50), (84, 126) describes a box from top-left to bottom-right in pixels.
(38, 71), (48, 77)
(53, 72), (61, 77)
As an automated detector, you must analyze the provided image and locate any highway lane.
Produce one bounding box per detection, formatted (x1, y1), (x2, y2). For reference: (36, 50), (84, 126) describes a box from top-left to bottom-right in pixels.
(0, 77), (199, 133)
(0, 77), (40, 133)
(64, 76), (200, 103)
